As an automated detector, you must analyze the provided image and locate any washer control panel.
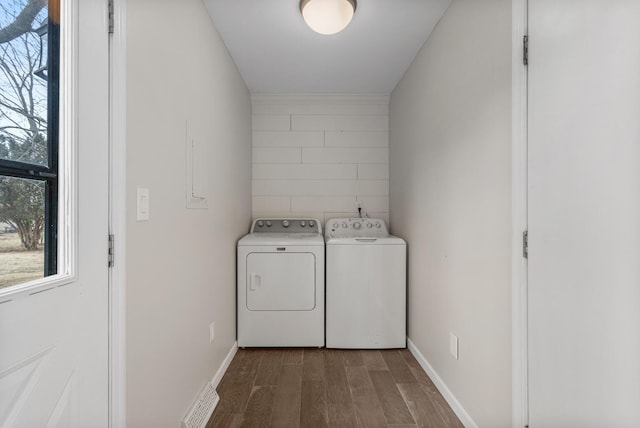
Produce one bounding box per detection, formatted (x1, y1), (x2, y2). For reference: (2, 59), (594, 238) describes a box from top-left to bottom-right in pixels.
(325, 218), (388, 238)
(251, 218), (321, 234)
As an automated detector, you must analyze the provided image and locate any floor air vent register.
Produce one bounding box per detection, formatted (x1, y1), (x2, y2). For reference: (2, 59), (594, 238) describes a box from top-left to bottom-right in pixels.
(182, 381), (219, 428)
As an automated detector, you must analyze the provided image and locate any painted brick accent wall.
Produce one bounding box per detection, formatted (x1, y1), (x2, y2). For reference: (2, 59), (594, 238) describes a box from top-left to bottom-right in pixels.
(251, 95), (390, 225)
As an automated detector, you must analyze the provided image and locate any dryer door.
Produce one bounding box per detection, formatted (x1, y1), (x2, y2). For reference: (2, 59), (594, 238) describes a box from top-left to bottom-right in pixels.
(246, 252), (316, 311)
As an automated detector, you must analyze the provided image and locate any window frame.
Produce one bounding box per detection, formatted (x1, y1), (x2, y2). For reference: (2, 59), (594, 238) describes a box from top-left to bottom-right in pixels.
(0, 3), (61, 291)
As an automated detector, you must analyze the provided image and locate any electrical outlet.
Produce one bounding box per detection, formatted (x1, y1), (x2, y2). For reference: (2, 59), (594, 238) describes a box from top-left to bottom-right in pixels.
(209, 322), (215, 343)
(450, 333), (459, 360)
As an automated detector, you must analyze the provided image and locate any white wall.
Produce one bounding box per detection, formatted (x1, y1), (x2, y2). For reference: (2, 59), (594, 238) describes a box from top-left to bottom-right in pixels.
(389, 1), (512, 426)
(251, 95), (389, 224)
(125, 1), (251, 426)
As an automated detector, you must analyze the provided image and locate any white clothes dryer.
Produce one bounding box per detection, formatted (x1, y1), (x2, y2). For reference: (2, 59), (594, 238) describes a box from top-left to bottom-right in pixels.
(237, 218), (324, 347)
(325, 218), (406, 349)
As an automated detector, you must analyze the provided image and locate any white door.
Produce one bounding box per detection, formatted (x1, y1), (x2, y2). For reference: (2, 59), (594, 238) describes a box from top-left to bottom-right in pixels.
(0, 0), (110, 426)
(528, 1), (640, 426)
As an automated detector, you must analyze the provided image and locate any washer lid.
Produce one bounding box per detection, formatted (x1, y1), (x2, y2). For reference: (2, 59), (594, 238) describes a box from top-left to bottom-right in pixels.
(238, 233), (325, 246)
(325, 235), (406, 245)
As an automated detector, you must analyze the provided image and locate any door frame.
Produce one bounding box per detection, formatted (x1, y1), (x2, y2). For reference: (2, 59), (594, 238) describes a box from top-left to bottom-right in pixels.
(107, 1), (533, 426)
(511, 0), (528, 427)
(109, 0), (127, 426)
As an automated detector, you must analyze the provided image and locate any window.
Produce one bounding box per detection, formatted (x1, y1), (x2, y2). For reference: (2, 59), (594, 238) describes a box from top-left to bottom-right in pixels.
(0, 0), (59, 289)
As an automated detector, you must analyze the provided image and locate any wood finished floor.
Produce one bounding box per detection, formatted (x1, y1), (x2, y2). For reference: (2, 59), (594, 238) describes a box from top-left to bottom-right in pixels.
(207, 348), (464, 428)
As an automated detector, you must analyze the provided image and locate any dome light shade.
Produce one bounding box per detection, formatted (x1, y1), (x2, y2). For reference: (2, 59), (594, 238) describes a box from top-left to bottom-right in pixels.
(300, 0), (357, 35)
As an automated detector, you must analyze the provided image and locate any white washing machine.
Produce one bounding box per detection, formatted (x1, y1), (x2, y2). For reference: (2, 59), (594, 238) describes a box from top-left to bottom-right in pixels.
(237, 218), (324, 347)
(325, 218), (406, 349)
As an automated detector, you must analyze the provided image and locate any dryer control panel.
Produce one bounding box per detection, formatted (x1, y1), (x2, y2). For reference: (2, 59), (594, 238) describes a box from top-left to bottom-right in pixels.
(251, 218), (321, 234)
(325, 218), (389, 238)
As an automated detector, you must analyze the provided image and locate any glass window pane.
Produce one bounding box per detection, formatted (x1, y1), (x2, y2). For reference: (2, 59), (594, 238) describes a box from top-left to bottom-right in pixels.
(0, 176), (45, 288)
(0, 0), (49, 167)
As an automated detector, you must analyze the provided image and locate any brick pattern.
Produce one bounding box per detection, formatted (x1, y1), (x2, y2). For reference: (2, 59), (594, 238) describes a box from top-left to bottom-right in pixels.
(251, 95), (390, 224)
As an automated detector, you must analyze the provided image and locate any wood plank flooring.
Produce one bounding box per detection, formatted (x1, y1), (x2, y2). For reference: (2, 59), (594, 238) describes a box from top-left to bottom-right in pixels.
(207, 348), (463, 428)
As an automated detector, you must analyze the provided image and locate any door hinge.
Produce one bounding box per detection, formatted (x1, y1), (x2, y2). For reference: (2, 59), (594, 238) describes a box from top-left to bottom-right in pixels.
(108, 0), (115, 34)
(523, 35), (528, 65)
(523, 230), (528, 259)
(108, 234), (115, 267)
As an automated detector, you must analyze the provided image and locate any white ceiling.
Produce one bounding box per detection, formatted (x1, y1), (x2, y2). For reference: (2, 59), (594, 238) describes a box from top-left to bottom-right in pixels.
(203, 0), (452, 94)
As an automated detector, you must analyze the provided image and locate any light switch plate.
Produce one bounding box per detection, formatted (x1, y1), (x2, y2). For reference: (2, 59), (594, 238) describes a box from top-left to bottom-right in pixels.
(136, 187), (149, 221)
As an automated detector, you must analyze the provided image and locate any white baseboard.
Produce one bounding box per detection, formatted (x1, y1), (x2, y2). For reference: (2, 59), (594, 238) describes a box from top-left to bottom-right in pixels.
(212, 341), (238, 389)
(407, 338), (478, 428)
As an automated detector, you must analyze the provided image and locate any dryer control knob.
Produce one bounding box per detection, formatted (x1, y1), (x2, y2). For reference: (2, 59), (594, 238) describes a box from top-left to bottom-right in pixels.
(282, 220), (290, 228)
(300, 221), (306, 227)
(353, 222), (361, 229)
(309, 221), (315, 227)
(342, 223), (348, 228)
(366, 223), (373, 228)
(266, 221), (272, 227)
(257, 221), (264, 227)
(375, 223), (381, 228)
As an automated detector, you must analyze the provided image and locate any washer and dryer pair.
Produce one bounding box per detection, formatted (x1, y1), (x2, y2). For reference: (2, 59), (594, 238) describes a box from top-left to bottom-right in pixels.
(237, 217), (406, 349)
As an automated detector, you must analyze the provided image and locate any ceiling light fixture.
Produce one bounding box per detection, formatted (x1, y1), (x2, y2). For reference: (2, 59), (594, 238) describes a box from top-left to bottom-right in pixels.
(300, 0), (357, 35)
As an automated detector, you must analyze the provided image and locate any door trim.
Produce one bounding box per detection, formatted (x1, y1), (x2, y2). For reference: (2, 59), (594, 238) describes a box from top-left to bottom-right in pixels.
(106, 1), (533, 426)
(109, 0), (127, 426)
(511, 0), (528, 426)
